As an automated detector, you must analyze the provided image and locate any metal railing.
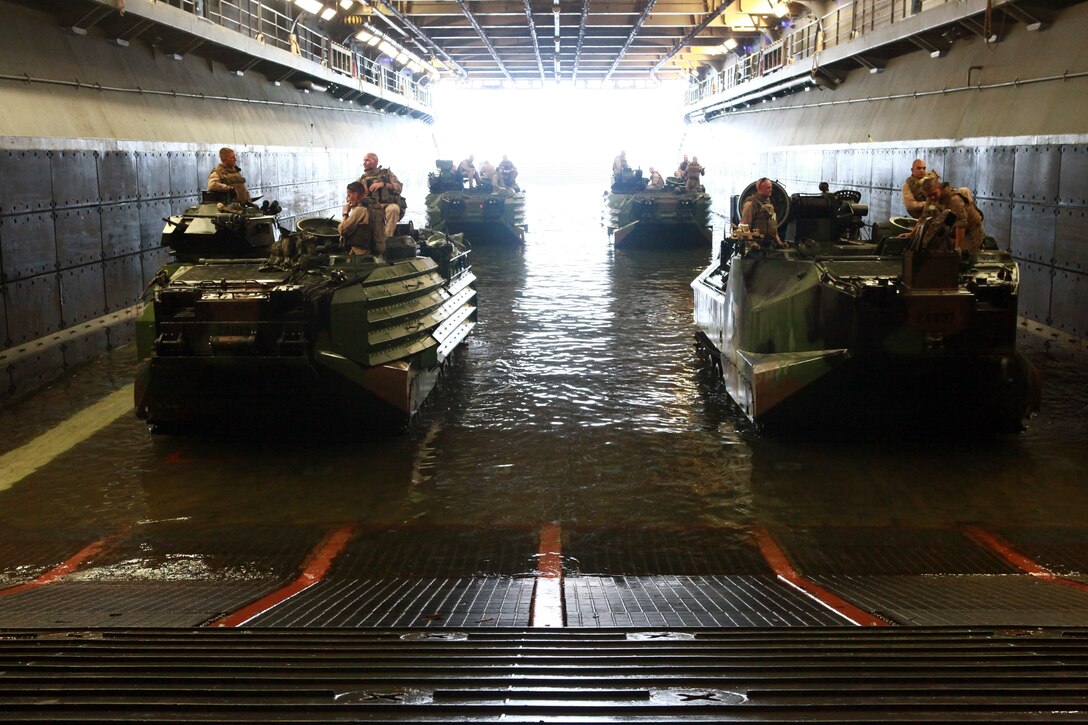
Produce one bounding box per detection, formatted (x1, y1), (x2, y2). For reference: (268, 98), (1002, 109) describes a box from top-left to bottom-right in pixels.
(151, 0), (431, 107)
(686, 0), (955, 106)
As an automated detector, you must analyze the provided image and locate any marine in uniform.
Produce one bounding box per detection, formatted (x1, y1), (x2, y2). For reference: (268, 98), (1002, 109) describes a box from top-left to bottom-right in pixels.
(358, 152), (406, 239)
(740, 177), (782, 246)
(684, 156), (705, 193)
(901, 159), (936, 219)
(207, 147), (252, 204)
(457, 155), (478, 188)
(339, 181), (385, 256)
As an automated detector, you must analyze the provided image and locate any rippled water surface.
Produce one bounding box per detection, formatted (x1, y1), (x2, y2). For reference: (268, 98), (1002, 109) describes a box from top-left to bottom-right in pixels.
(2, 182), (1086, 577)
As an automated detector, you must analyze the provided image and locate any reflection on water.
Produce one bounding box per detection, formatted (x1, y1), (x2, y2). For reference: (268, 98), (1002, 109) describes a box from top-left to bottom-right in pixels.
(1, 182), (1086, 576)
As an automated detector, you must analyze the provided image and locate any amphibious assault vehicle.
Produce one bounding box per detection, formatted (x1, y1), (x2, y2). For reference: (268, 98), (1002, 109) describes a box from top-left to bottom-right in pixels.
(424, 160), (527, 245)
(134, 196), (476, 429)
(604, 169), (712, 248)
(693, 181), (1038, 432)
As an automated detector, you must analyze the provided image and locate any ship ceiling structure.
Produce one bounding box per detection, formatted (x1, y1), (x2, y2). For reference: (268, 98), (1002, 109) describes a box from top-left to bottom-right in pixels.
(682, 0), (1085, 122)
(7, 0), (1085, 108)
(289, 0), (1084, 86)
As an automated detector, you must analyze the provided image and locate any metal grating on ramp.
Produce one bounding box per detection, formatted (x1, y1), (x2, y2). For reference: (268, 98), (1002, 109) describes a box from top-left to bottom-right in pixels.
(565, 575), (848, 627)
(86, 522), (325, 579)
(0, 524), (115, 587)
(776, 527), (1020, 575)
(325, 526), (539, 577)
(0, 627), (1087, 721)
(812, 574), (1088, 626)
(247, 577), (536, 627)
(0, 523), (325, 628)
(563, 525), (772, 575)
(995, 526), (1088, 577)
(0, 582), (283, 628)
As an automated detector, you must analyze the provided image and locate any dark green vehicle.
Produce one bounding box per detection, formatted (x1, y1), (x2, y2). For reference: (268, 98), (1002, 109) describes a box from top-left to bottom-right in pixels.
(604, 169), (712, 248)
(134, 198), (476, 429)
(692, 181), (1038, 432)
(424, 160), (527, 245)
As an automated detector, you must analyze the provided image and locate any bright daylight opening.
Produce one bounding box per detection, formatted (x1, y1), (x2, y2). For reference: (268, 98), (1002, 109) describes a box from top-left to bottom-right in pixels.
(430, 83), (690, 186)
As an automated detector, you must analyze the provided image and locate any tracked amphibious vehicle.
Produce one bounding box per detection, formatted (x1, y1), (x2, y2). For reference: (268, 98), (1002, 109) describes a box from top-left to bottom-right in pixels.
(604, 169), (712, 248)
(424, 160), (527, 245)
(692, 181), (1038, 432)
(134, 195), (476, 429)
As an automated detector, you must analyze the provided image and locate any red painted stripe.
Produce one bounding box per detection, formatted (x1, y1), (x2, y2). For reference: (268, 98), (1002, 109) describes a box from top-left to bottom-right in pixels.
(209, 524), (356, 628)
(530, 522), (564, 628)
(0, 532), (120, 597)
(752, 527), (889, 627)
(965, 525), (1088, 594)
(537, 522), (563, 578)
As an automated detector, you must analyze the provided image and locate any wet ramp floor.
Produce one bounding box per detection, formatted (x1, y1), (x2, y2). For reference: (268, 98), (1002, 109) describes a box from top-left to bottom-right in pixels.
(2, 522), (1088, 629)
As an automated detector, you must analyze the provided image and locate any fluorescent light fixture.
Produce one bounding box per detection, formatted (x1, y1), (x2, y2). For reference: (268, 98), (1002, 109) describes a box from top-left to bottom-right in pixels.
(772, 2), (788, 18)
(367, 35), (380, 46)
(294, 0), (323, 13)
(355, 29), (372, 42)
(723, 37), (738, 51)
(339, 0), (354, 8)
(320, 7), (337, 20)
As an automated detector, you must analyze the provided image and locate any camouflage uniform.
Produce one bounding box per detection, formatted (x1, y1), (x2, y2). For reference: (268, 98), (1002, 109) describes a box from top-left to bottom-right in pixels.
(207, 163), (252, 203)
(359, 166), (405, 239)
(948, 188), (985, 252)
(496, 159), (518, 190)
(612, 154), (629, 176)
(457, 158), (478, 187)
(684, 161), (705, 192)
(479, 161), (496, 187)
(902, 171), (939, 218)
(741, 192), (780, 243)
(338, 202), (385, 256)
(910, 195), (952, 251)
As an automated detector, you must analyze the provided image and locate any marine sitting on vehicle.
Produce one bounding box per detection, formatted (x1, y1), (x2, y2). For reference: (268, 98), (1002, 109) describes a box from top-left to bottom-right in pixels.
(458, 155), (479, 188)
(496, 155), (519, 191)
(479, 159), (496, 188)
(358, 151), (406, 239)
(207, 147), (253, 204)
(339, 180), (385, 256)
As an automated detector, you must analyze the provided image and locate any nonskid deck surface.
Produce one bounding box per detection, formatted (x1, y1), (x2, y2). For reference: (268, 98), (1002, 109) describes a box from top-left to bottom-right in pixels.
(2, 523), (1087, 629)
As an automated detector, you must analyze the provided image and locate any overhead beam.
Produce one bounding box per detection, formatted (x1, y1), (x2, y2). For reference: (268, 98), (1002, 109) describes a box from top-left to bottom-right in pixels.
(373, 0), (468, 77)
(908, 34), (948, 58)
(572, 0), (590, 80)
(650, 0), (731, 75)
(604, 0), (659, 81)
(999, 1), (1050, 31)
(552, 0), (562, 79)
(453, 0), (515, 80)
(522, 0), (547, 80)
